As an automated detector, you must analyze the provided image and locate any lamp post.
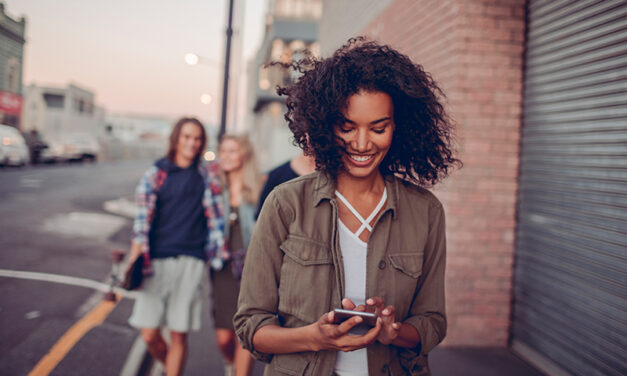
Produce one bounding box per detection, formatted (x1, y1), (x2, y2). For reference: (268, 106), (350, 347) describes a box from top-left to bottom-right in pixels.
(219, 0), (235, 140)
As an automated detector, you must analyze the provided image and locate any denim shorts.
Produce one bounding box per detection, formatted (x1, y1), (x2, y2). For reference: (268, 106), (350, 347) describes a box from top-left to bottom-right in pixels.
(129, 255), (206, 333)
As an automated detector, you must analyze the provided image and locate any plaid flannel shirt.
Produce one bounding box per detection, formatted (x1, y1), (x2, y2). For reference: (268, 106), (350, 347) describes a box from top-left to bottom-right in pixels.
(132, 160), (226, 275)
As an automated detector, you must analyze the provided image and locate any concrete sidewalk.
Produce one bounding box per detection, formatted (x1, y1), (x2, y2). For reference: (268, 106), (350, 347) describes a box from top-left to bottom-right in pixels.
(430, 346), (545, 376)
(122, 276), (545, 376)
(138, 312), (546, 376)
(181, 341), (546, 376)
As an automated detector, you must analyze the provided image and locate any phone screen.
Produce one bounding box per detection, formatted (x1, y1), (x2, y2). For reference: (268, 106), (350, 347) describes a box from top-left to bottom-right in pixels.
(332, 309), (377, 334)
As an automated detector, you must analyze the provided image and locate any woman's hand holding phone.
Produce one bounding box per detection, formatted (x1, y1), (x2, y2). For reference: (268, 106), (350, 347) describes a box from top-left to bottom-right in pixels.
(343, 297), (402, 345)
(311, 309), (381, 352)
(366, 297), (401, 345)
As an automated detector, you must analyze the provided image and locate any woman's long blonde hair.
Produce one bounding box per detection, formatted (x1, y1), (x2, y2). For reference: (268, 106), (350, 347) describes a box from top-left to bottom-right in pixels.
(219, 134), (262, 205)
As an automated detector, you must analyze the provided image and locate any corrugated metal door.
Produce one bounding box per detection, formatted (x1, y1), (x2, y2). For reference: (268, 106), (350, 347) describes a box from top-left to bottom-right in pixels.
(513, 1), (627, 375)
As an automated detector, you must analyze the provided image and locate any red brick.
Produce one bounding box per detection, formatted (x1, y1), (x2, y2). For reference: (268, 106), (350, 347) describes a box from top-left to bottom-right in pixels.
(361, 0), (524, 347)
(485, 5), (513, 17)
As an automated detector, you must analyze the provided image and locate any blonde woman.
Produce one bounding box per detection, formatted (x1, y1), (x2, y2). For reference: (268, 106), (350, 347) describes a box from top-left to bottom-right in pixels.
(210, 134), (261, 376)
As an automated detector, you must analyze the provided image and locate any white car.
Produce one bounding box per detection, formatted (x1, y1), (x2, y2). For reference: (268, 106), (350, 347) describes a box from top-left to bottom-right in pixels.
(0, 124), (30, 166)
(40, 133), (100, 163)
(39, 139), (66, 163)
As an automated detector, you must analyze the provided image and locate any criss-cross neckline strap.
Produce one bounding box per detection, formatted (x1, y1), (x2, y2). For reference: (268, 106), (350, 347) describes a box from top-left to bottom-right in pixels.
(335, 188), (387, 237)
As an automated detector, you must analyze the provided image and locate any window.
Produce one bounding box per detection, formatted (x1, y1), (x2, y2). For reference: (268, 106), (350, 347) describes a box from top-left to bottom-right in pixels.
(6, 57), (19, 93)
(275, 0), (321, 19)
(43, 93), (64, 109)
(73, 98), (94, 114)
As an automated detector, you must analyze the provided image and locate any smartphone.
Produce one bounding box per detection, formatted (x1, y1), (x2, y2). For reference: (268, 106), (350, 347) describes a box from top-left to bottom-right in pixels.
(332, 309), (378, 328)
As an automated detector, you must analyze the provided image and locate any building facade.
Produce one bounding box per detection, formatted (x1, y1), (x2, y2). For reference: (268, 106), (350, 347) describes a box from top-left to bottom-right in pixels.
(320, 1), (626, 376)
(21, 83), (103, 142)
(98, 113), (177, 162)
(104, 113), (174, 143)
(247, 0), (322, 171)
(0, 2), (26, 128)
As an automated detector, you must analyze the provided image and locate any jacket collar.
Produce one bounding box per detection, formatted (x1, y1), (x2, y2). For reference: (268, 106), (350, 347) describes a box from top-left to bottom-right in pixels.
(313, 170), (398, 219)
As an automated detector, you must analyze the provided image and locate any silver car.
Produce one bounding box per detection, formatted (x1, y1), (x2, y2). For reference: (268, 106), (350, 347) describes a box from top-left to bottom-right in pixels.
(0, 124), (29, 166)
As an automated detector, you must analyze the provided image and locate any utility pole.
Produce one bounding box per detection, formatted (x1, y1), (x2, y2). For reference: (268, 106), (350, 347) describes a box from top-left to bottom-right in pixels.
(219, 0), (235, 140)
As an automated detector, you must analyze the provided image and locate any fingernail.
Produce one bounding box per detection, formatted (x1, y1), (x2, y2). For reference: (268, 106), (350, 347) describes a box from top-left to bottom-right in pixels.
(355, 317), (362, 323)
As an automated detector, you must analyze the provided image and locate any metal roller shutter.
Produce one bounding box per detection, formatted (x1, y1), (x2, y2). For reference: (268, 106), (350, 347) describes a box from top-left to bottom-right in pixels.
(513, 1), (627, 375)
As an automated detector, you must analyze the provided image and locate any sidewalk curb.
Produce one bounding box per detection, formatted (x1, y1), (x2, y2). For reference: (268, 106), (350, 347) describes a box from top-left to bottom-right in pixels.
(104, 197), (136, 219)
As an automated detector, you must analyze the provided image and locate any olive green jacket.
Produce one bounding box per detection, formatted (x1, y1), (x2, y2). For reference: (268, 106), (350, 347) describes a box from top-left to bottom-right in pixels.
(234, 171), (447, 375)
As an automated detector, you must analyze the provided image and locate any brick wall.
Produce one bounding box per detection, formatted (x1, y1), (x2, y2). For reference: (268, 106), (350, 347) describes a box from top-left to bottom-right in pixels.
(319, 0), (393, 55)
(360, 0), (526, 346)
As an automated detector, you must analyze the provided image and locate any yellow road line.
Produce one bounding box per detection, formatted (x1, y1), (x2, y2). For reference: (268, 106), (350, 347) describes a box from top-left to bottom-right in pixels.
(28, 298), (119, 376)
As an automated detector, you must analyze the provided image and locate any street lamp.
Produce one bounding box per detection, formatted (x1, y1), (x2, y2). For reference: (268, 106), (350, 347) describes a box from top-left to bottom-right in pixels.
(184, 51), (229, 136)
(184, 53), (199, 65)
(185, 53), (220, 126)
(184, 0), (235, 140)
(200, 94), (213, 105)
(203, 150), (216, 161)
(219, 0), (235, 141)
(184, 53), (222, 68)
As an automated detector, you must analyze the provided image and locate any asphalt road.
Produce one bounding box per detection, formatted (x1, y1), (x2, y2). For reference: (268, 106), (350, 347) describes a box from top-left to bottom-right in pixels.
(0, 161), (145, 375)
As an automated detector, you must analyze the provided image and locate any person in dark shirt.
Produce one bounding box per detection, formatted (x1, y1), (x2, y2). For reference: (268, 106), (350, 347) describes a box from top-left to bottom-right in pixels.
(126, 117), (224, 376)
(255, 152), (315, 218)
(24, 129), (46, 164)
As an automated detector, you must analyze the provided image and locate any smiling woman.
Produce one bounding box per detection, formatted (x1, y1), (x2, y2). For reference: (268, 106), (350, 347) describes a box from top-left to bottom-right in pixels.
(334, 91), (395, 182)
(274, 42), (460, 193)
(233, 37), (461, 376)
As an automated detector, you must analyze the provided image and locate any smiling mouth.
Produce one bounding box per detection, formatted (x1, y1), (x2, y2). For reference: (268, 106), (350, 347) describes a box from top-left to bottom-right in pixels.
(349, 154), (374, 162)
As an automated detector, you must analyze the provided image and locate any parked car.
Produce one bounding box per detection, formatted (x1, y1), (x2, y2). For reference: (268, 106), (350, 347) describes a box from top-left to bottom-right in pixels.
(40, 133), (100, 163)
(0, 124), (30, 167)
(64, 134), (100, 162)
(39, 139), (65, 163)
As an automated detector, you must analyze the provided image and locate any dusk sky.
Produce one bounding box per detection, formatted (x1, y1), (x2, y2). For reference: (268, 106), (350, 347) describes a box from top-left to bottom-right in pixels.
(7, 0), (266, 125)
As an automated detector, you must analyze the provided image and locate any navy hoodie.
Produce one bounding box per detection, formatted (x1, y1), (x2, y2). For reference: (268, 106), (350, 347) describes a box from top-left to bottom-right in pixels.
(149, 157), (207, 260)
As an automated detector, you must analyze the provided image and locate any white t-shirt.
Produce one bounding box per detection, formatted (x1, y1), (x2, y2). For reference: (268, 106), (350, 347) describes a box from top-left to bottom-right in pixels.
(334, 220), (369, 376)
(333, 188), (387, 376)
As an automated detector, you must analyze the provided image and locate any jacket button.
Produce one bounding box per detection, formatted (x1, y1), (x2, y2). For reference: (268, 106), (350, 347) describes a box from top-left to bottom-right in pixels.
(378, 260), (386, 269)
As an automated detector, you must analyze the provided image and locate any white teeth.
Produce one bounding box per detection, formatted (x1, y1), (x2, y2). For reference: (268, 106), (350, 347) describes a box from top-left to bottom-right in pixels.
(350, 154), (373, 162)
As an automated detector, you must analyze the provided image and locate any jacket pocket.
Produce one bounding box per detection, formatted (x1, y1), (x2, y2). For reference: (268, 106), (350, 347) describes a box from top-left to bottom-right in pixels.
(278, 235), (334, 323)
(388, 253), (424, 279)
(280, 235), (332, 265)
(268, 353), (311, 375)
(387, 253), (424, 316)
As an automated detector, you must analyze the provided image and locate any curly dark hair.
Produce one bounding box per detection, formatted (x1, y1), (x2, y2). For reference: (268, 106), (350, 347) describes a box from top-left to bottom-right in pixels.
(275, 37), (461, 187)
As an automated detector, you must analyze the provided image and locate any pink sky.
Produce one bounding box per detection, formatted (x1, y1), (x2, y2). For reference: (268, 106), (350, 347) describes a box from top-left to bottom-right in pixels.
(7, 0), (265, 126)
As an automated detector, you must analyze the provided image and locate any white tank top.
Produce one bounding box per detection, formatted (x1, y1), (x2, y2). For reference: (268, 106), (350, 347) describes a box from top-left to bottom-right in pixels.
(333, 188), (387, 376)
